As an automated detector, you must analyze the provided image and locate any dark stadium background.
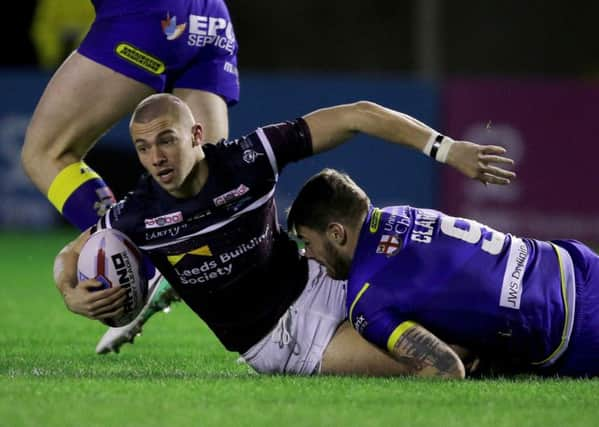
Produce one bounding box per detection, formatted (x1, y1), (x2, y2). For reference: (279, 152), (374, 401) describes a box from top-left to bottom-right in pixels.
(2, 0), (599, 244)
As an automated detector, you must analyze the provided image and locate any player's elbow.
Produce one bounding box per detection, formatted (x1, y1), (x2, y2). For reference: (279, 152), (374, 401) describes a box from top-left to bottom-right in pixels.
(351, 100), (378, 120)
(443, 357), (466, 379)
(347, 101), (383, 133)
(435, 349), (466, 379)
(421, 359), (465, 380)
(352, 100), (378, 112)
(415, 351), (466, 380)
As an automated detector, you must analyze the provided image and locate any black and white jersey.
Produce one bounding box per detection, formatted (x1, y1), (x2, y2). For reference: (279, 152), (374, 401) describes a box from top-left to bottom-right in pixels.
(98, 119), (313, 352)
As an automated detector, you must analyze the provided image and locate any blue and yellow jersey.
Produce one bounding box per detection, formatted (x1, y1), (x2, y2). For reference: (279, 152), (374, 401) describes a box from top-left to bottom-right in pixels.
(347, 206), (576, 368)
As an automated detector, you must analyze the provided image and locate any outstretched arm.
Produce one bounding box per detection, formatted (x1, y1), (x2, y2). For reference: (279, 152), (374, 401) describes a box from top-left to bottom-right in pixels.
(303, 101), (515, 185)
(54, 230), (127, 322)
(387, 322), (465, 379)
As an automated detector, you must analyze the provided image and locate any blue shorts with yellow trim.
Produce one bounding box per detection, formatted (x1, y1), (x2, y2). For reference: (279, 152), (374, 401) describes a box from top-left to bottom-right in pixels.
(79, 0), (239, 104)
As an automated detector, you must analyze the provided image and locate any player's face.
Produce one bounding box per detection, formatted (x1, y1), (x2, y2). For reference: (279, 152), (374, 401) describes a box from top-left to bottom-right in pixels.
(131, 113), (203, 197)
(297, 226), (352, 280)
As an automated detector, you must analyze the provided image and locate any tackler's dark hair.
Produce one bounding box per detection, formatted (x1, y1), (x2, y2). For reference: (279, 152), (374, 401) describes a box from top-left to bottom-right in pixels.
(287, 168), (370, 234)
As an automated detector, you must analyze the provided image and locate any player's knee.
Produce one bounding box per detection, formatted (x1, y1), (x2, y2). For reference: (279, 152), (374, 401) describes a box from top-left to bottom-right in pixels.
(21, 129), (80, 188)
(21, 133), (50, 180)
(20, 134), (41, 180)
(23, 122), (82, 164)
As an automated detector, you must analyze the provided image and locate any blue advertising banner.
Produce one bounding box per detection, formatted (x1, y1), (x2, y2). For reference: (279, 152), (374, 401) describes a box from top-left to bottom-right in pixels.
(0, 70), (439, 228)
(0, 71), (58, 227)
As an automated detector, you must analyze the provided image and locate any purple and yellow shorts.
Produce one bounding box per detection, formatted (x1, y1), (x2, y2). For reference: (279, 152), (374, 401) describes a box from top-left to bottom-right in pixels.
(79, 0), (240, 104)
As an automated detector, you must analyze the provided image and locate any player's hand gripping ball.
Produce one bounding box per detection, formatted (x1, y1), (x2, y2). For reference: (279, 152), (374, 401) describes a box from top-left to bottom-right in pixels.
(77, 229), (148, 327)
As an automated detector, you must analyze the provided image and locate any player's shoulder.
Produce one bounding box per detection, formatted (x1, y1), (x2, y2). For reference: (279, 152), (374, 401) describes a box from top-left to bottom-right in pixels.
(122, 174), (158, 209)
(379, 205), (418, 217)
(212, 130), (268, 153)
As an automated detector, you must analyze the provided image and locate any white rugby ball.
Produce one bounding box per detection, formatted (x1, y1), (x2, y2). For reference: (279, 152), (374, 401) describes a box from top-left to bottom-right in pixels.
(77, 228), (148, 327)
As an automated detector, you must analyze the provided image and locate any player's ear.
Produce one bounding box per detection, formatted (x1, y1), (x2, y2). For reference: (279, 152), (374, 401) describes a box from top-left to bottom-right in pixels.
(327, 222), (347, 245)
(192, 124), (204, 146)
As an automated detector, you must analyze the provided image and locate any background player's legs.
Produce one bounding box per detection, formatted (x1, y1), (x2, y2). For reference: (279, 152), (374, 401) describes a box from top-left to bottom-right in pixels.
(173, 88), (230, 142)
(321, 321), (413, 376)
(21, 52), (154, 229)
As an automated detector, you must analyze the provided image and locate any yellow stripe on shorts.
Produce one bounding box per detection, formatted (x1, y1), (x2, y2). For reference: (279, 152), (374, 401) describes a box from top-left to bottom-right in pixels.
(387, 320), (418, 352)
(47, 161), (100, 212)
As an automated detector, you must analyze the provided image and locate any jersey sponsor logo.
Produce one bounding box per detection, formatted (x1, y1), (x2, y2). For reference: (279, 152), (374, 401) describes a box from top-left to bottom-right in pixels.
(175, 260), (233, 285)
(218, 224), (271, 263)
(376, 234), (402, 256)
(172, 225), (270, 285)
(222, 135), (252, 148)
(158, 12), (237, 52)
(167, 245), (212, 266)
(354, 314), (368, 334)
(161, 12), (187, 40)
(369, 208), (381, 233)
(349, 283), (370, 329)
(145, 211), (183, 229)
(115, 43), (166, 75)
(187, 14), (236, 54)
(499, 237), (528, 310)
(186, 209), (212, 222)
(224, 61), (239, 76)
(145, 225), (184, 241)
(242, 149), (264, 164)
(213, 184), (250, 207)
(383, 208), (410, 237)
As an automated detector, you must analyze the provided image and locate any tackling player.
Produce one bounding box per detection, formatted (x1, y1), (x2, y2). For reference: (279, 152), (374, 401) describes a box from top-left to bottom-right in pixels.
(53, 94), (514, 376)
(21, 0), (240, 353)
(287, 169), (599, 378)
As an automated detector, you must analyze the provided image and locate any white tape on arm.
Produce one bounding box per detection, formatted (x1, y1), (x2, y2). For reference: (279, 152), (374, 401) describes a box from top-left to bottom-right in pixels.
(435, 137), (455, 163)
(422, 132), (439, 157)
(423, 133), (455, 163)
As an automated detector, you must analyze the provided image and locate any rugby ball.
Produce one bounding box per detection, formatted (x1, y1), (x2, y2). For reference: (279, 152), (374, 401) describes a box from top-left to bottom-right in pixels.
(77, 228), (148, 327)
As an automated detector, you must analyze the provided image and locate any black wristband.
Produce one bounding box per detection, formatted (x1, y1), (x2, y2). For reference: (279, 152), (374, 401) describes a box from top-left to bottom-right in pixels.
(429, 134), (445, 160)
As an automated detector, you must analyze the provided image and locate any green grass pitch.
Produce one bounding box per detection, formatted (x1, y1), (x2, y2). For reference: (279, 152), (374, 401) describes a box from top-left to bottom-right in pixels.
(2, 230), (599, 427)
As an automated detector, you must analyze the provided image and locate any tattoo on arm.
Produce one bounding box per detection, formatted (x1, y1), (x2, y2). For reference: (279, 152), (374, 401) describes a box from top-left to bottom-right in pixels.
(393, 326), (462, 378)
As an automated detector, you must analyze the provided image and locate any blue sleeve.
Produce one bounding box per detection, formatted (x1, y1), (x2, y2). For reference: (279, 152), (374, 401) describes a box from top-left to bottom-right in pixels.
(360, 309), (413, 352)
